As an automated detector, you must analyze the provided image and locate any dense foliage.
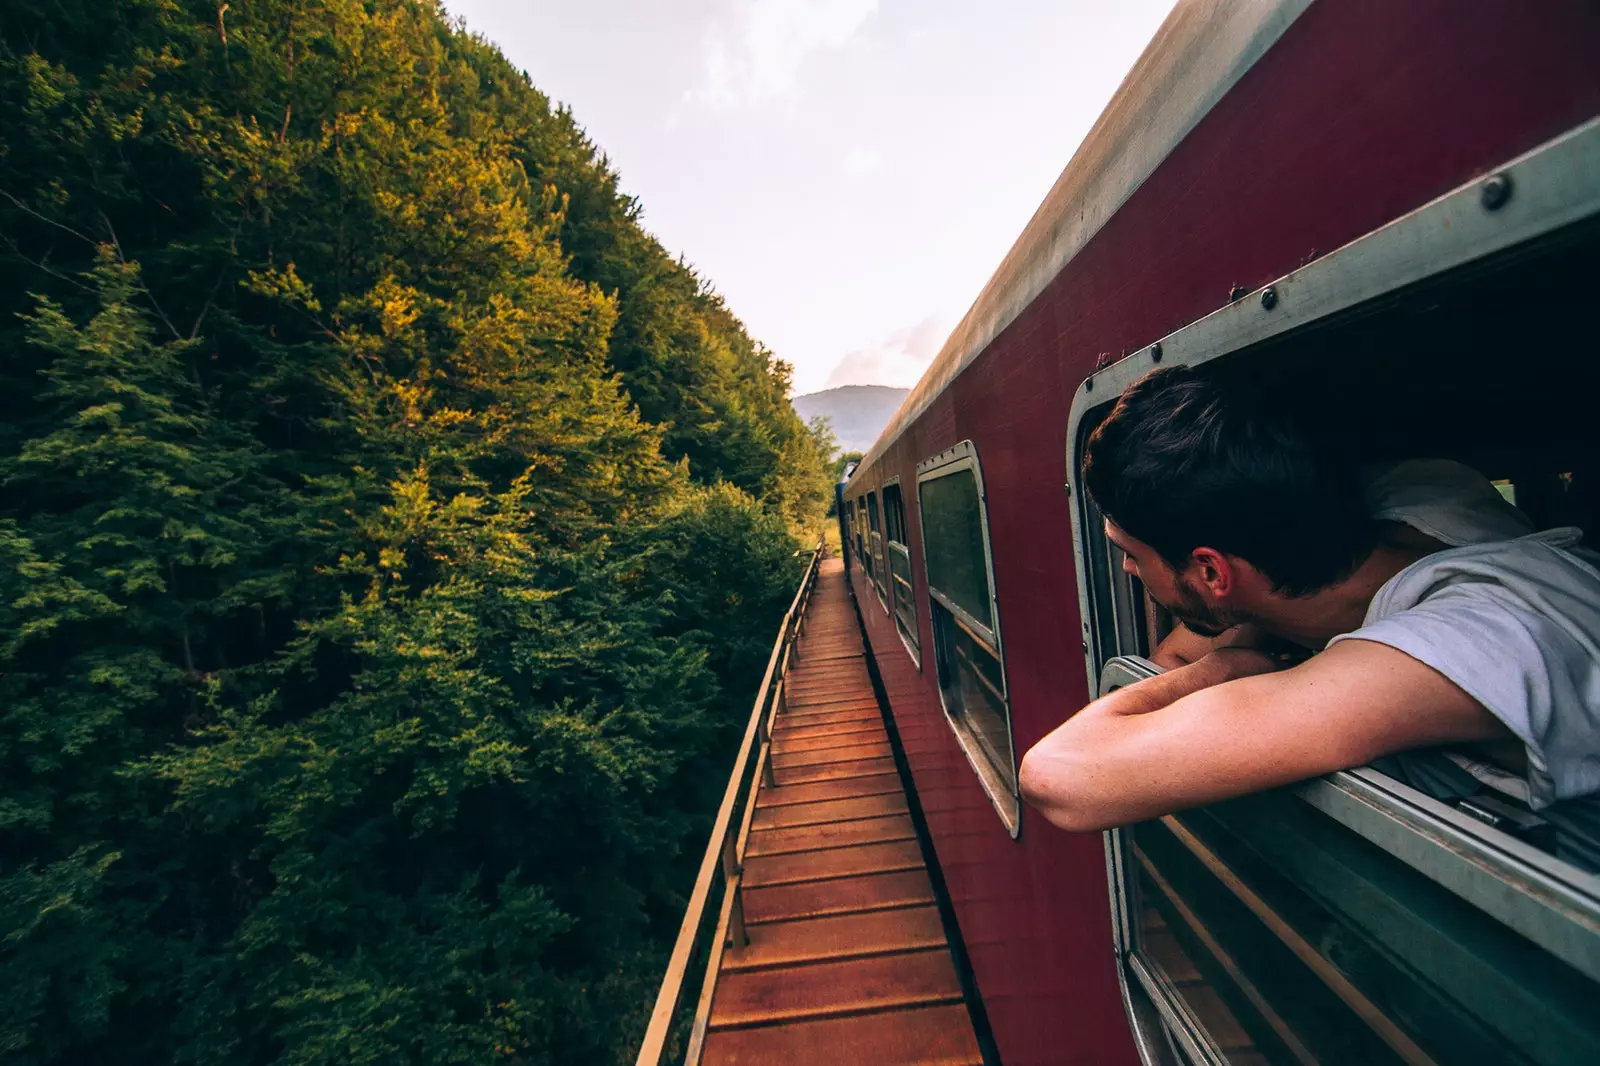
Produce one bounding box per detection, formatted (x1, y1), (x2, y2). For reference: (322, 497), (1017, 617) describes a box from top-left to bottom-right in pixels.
(0, 2), (833, 1062)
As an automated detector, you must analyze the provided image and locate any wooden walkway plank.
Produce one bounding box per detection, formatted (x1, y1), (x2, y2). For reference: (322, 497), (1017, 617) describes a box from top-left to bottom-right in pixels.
(770, 718), (892, 742)
(697, 556), (982, 1065)
(772, 705), (882, 728)
(769, 740), (894, 769)
(709, 949), (963, 1029)
(721, 906), (948, 972)
(744, 869), (937, 925)
(750, 793), (909, 831)
(700, 1004), (983, 1066)
(776, 756), (900, 786)
(746, 814), (918, 858)
(770, 726), (888, 754)
(753, 774), (905, 809)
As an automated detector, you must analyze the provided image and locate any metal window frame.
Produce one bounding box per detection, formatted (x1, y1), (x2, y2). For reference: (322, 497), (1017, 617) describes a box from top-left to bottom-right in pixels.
(1100, 657), (1213, 1066)
(917, 440), (1021, 838)
(881, 477), (905, 546)
(882, 476), (923, 669)
(1065, 118), (1600, 1065)
(865, 489), (889, 614)
(852, 494), (867, 564)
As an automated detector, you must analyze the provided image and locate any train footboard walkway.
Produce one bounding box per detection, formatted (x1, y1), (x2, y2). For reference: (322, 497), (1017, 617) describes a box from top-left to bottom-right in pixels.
(636, 554), (983, 1066)
(702, 557), (982, 1065)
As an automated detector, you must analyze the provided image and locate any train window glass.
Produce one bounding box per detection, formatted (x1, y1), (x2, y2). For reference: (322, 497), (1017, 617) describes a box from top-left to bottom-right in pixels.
(882, 481), (904, 543)
(854, 494), (870, 579)
(882, 480), (920, 667)
(918, 442), (1019, 835)
(1071, 200), (1600, 1065)
(866, 491), (889, 613)
(1079, 478), (1153, 667)
(920, 470), (993, 632)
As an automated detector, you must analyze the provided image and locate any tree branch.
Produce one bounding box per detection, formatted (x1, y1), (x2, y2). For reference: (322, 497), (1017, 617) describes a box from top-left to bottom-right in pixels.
(0, 188), (99, 247)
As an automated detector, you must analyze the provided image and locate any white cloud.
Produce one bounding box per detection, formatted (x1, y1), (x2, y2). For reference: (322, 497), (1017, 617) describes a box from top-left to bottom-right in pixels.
(824, 314), (947, 389)
(687, 0), (879, 109)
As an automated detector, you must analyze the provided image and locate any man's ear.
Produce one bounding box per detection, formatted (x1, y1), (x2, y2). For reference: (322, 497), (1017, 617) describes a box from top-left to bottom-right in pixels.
(1188, 547), (1236, 597)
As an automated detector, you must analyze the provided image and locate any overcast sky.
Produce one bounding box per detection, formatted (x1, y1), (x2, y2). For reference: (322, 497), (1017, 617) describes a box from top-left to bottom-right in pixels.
(443, 0), (1177, 396)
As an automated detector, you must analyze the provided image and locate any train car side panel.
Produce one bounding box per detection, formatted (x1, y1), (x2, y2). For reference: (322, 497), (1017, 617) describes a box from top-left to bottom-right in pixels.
(845, 2), (1600, 1063)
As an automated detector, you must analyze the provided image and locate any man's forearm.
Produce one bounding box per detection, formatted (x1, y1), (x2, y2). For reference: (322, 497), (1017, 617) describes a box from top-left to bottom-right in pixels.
(1089, 653), (1240, 718)
(1018, 650), (1276, 831)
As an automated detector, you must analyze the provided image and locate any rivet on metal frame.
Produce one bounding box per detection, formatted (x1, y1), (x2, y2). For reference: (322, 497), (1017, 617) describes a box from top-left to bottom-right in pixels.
(1480, 172), (1513, 211)
(1150, 342), (1163, 363)
(1085, 376), (1094, 391)
(1260, 285), (1279, 310)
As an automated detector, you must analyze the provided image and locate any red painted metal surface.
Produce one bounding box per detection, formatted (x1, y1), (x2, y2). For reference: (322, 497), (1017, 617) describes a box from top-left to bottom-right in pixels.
(845, 3), (1600, 1064)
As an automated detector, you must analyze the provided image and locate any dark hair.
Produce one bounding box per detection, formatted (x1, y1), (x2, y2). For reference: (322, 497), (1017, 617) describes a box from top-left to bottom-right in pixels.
(1082, 365), (1373, 595)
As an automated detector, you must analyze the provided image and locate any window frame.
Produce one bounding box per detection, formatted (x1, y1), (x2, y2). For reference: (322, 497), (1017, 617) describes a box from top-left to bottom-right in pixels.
(853, 494), (869, 575)
(881, 477), (922, 669)
(1064, 117), (1600, 1065)
(842, 498), (855, 568)
(918, 440), (1021, 837)
(865, 489), (889, 614)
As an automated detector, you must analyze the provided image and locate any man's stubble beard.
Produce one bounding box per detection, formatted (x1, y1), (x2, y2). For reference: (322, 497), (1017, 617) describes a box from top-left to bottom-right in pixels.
(1164, 578), (1244, 638)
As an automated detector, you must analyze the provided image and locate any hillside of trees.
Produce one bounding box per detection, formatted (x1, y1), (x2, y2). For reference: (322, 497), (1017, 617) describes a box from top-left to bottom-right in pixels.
(0, 2), (834, 1063)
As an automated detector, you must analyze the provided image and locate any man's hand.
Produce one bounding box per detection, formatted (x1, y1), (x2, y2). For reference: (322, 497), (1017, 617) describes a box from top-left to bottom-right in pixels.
(1018, 639), (1513, 833)
(1149, 622), (1280, 669)
(1199, 646), (1282, 683)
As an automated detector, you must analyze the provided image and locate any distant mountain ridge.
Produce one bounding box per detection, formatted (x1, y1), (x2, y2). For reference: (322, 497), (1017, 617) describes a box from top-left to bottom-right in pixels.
(791, 385), (910, 454)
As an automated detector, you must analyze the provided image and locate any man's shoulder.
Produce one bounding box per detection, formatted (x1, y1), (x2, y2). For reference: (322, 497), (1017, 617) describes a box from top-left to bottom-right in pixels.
(1362, 459), (1535, 546)
(1373, 528), (1600, 618)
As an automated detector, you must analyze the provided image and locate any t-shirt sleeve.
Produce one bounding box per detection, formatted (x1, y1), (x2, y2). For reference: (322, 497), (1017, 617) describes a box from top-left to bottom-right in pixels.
(1328, 581), (1600, 809)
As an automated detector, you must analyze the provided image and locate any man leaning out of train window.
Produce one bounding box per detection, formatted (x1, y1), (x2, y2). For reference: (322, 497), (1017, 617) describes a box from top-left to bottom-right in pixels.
(1019, 365), (1600, 840)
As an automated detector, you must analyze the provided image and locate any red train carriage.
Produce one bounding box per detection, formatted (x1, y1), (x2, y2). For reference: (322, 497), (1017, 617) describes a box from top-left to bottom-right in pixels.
(840, 1), (1600, 1063)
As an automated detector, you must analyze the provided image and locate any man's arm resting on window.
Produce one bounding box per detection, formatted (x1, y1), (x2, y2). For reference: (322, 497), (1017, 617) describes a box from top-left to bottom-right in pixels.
(1018, 639), (1512, 833)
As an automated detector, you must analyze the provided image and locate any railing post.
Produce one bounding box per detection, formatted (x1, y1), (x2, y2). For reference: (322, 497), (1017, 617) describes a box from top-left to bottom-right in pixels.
(720, 830), (748, 949)
(727, 882), (747, 951)
(760, 683), (780, 789)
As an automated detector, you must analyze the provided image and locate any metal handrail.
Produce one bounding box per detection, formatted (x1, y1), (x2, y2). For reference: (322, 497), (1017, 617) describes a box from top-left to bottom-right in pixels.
(634, 539), (826, 1066)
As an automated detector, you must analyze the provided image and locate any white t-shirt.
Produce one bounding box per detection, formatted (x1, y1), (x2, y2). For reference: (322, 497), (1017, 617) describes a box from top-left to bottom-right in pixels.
(1327, 460), (1600, 809)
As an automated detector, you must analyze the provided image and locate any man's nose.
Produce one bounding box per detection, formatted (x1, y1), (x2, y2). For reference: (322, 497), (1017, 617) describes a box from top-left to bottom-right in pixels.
(1121, 556), (1138, 577)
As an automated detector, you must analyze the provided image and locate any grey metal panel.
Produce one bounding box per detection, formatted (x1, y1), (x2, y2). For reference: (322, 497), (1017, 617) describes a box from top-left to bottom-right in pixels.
(1299, 768), (1600, 982)
(842, 0), (1313, 492)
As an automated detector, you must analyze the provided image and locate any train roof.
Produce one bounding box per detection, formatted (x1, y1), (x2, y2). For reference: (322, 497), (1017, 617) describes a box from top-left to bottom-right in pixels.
(846, 0), (1310, 487)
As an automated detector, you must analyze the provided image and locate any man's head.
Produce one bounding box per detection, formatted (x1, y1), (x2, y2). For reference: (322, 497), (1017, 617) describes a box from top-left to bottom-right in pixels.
(1082, 365), (1372, 629)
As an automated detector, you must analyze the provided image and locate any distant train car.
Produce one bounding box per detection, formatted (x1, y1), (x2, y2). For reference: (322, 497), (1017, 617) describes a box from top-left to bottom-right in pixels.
(839, 2), (1600, 1064)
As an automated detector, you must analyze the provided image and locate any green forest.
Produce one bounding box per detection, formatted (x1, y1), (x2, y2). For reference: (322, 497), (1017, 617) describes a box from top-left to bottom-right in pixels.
(0, 1), (836, 1062)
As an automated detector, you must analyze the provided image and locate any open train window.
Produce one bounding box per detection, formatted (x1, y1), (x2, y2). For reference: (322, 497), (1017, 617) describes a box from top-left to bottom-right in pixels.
(918, 441), (1019, 836)
(1065, 121), (1600, 1066)
(881, 479), (921, 667)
